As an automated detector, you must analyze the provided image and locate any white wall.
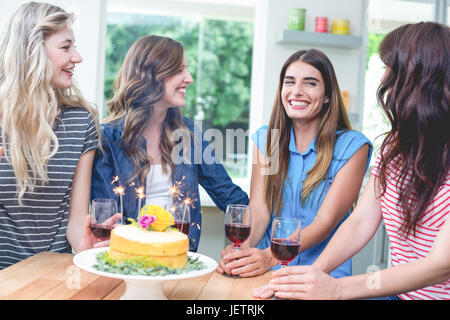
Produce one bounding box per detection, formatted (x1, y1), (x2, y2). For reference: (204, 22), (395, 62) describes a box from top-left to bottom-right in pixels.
(0, 0), (107, 111)
(250, 0), (368, 135)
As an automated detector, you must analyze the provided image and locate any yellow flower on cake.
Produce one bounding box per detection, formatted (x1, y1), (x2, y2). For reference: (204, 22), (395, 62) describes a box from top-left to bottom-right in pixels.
(138, 204), (174, 232)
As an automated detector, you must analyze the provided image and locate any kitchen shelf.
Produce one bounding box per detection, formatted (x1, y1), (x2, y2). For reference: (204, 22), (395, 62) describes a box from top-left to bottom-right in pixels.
(277, 30), (363, 49)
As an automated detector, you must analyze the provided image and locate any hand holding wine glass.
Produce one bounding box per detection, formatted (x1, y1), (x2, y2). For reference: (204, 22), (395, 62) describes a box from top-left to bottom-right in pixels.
(270, 217), (301, 268)
(89, 198), (121, 241)
(223, 204), (252, 278)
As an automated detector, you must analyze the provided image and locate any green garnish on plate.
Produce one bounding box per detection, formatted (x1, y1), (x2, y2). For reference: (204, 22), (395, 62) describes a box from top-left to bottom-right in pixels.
(93, 251), (206, 276)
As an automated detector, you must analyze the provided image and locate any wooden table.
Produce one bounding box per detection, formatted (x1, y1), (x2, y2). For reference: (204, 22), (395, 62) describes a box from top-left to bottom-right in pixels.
(0, 252), (273, 300)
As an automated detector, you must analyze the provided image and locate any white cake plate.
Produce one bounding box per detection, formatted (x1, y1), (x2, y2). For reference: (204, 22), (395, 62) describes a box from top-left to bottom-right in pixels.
(73, 247), (217, 300)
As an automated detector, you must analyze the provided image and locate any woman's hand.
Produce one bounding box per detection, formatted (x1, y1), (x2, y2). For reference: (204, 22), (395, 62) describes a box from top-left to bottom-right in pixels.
(253, 265), (341, 300)
(76, 213), (122, 252)
(217, 246), (277, 278)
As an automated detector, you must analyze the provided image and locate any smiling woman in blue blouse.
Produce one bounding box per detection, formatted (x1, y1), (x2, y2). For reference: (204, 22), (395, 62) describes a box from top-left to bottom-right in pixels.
(217, 49), (372, 278)
(90, 35), (248, 252)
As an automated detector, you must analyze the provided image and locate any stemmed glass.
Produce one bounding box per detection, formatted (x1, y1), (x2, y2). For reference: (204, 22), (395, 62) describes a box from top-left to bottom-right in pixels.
(169, 202), (191, 236)
(224, 204), (252, 251)
(270, 217), (301, 268)
(89, 198), (120, 241)
(223, 204), (252, 278)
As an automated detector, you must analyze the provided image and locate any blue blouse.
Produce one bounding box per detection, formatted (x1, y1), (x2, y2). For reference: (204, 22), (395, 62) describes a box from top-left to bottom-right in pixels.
(91, 117), (249, 252)
(252, 125), (372, 278)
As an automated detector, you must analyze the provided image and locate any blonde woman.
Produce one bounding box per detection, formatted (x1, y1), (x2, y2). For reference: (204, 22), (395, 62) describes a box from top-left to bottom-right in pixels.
(91, 35), (248, 252)
(0, 2), (104, 269)
(218, 49), (372, 278)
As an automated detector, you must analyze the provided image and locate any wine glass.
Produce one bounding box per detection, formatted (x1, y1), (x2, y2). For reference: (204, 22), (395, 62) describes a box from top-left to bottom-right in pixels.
(270, 217), (301, 268)
(223, 204), (252, 278)
(170, 202), (191, 236)
(224, 204), (252, 251)
(90, 198), (119, 241)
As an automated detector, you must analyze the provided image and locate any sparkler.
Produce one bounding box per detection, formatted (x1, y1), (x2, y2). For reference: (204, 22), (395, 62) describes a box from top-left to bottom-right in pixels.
(113, 185), (125, 215)
(136, 186), (145, 215)
(111, 176), (119, 184)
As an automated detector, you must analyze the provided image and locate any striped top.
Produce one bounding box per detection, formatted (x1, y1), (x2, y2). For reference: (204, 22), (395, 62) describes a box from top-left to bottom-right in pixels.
(372, 153), (450, 300)
(0, 107), (98, 269)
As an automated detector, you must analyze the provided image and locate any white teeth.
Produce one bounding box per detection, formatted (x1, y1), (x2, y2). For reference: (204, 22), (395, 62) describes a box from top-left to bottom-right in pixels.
(291, 100), (308, 106)
(176, 89), (186, 93)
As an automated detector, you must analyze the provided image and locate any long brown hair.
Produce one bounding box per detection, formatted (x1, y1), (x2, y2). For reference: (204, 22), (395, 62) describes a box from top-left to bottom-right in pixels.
(376, 22), (450, 236)
(265, 49), (351, 215)
(105, 35), (188, 183)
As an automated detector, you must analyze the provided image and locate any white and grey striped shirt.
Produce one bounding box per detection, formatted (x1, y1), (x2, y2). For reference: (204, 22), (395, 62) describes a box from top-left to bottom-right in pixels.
(0, 107), (98, 269)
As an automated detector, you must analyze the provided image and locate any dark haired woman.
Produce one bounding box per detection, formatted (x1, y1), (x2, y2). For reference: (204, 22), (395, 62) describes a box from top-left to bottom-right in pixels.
(253, 22), (450, 300)
(218, 49), (372, 278)
(90, 35), (248, 252)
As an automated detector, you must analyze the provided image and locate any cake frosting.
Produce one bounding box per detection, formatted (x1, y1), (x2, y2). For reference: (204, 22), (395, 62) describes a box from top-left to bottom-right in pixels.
(109, 224), (189, 268)
(107, 204), (189, 269)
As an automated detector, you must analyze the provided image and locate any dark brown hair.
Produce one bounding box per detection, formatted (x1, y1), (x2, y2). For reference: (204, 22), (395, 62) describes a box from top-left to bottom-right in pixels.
(265, 49), (351, 215)
(376, 22), (450, 236)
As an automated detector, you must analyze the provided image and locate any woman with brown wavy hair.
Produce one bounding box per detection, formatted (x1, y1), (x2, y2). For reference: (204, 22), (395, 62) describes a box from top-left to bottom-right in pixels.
(254, 22), (450, 300)
(91, 35), (248, 252)
(218, 49), (372, 278)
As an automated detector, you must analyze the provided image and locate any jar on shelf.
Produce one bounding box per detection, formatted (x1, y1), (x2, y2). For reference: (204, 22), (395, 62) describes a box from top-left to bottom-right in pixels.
(331, 19), (350, 35)
(315, 17), (328, 33)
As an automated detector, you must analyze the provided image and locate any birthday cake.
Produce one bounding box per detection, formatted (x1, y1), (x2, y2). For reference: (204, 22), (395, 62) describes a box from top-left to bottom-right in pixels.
(108, 205), (189, 268)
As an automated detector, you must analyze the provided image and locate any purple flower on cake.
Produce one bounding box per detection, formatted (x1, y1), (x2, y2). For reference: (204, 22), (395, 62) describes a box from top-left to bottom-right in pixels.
(139, 215), (156, 229)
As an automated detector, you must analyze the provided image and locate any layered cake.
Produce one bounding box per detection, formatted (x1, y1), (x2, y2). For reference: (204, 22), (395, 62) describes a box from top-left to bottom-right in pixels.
(109, 224), (189, 268)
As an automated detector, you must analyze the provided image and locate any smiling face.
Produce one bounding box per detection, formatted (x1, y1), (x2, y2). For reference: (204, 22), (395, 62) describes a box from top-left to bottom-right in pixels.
(44, 25), (82, 89)
(281, 60), (329, 125)
(159, 55), (194, 109)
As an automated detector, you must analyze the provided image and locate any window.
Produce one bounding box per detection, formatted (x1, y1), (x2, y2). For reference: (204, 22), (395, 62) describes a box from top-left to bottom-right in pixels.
(104, 1), (254, 179)
(362, 0), (434, 165)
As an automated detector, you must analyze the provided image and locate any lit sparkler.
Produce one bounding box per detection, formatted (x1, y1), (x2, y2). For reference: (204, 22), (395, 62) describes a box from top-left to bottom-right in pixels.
(113, 185), (125, 215)
(136, 186), (145, 215)
(111, 176), (119, 184)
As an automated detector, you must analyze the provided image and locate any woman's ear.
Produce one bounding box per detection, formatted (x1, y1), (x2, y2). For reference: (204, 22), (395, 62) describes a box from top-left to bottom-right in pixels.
(324, 96), (330, 104)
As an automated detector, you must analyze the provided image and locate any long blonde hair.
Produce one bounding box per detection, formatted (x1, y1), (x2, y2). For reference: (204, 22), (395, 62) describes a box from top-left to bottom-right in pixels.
(0, 2), (99, 204)
(265, 49), (351, 215)
(105, 35), (190, 184)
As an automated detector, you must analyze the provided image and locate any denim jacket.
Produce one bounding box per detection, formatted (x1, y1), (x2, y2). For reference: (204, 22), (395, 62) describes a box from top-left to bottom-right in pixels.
(90, 116), (249, 252)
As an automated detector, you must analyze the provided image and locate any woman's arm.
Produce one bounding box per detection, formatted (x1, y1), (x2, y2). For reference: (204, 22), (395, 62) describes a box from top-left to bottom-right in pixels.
(66, 149), (98, 253)
(313, 173), (383, 273)
(263, 212), (450, 300)
(336, 214), (450, 299)
(256, 173), (450, 300)
(217, 144), (278, 276)
(247, 143), (272, 247)
(221, 144), (370, 277)
(300, 144), (370, 252)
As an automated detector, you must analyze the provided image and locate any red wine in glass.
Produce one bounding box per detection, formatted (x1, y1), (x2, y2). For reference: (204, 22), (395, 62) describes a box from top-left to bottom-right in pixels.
(271, 238), (301, 266)
(225, 223), (251, 248)
(90, 223), (112, 240)
(175, 220), (190, 235)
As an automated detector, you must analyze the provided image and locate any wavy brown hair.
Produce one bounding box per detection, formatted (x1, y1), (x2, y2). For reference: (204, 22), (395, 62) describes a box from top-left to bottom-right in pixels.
(105, 35), (189, 183)
(265, 49), (351, 215)
(376, 22), (450, 236)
